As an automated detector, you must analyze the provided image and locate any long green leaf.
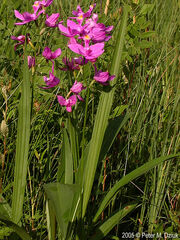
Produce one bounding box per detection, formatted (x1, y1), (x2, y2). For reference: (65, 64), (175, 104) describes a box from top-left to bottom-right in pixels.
(46, 200), (56, 240)
(12, 43), (31, 224)
(0, 218), (32, 240)
(44, 183), (79, 240)
(0, 199), (32, 240)
(82, 5), (129, 217)
(90, 204), (137, 240)
(0, 195), (12, 219)
(93, 154), (179, 222)
(67, 117), (79, 173)
(63, 128), (73, 184)
(99, 113), (131, 162)
(74, 113), (130, 221)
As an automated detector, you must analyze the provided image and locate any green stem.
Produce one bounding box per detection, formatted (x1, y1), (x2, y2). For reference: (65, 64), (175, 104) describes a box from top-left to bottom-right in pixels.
(81, 87), (90, 158)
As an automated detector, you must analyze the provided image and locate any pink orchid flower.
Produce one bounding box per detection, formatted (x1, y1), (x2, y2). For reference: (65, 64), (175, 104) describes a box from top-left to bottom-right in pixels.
(70, 80), (85, 93)
(28, 56), (35, 69)
(72, 4), (96, 24)
(94, 70), (115, 85)
(74, 56), (88, 65)
(45, 13), (61, 27)
(11, 35), (30, 50)
(57, 95), (77, 112)
(68, 41), (104, 61)
(70, 80), (86, 101)
(84, 15), (113, 43)
(33, 0), (53, 13)
(42, 72), (60, 88)
(42, 47), (61, 60)
(60, 57), (88, 71)
(91, 24), (113, 43)
(14, 9), (45, 25)
(58, 20), (83, 37)
(85, 14), (98, 30)
(60, 57), (80, 71)
(85, 14), (113, 31)
(90, 27), (111, 43)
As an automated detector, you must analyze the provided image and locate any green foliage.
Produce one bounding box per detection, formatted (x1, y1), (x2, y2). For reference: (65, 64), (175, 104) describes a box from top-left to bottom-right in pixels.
(62, 128), (73, 184)
(90, 204), (137, 240)
(0, 196), (32, 240)
(12, 42), (32, 224)
(46, 200), (56, 240)
(44, 183), (80, 239)
(93, 154), (179, 222)
(0, 224), (13, 240)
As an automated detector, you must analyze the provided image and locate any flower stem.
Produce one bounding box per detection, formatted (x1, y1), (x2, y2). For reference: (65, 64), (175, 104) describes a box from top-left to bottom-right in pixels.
(81, 87), (90, 157)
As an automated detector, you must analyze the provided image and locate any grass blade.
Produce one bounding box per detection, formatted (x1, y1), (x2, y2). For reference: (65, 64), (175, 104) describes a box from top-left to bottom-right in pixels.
(67, 117), (79, 173)
(0, 218), (32, 240)
(82, 5), (129, 217)
(0, 200), (32, 240)
(90, 204), (137, 240)
(93, 154), (179, 222)
(63, 128), (73, 184)
(0, 195), (12, 219)
(99, 112), (131, 162)
(46, 200), (56, 240)
(12, 43), (31, 224)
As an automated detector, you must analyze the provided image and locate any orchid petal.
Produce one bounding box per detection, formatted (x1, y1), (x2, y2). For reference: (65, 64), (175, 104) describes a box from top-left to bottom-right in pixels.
(57, 96), (67, 106)
(90, 42), (104, 52)
(14, 10), (24, 20)
(44, 0), (53, 7)
(43, 47), (52, 60)
(23, 12), (35, 20)
(66, 106), (72, 112)
(69, 95), (77, 105)
(43, 72), (60, 88)
(77, 95), (84, 101)
(51, 48), (61, 59)
(68, 43), (85, 55)
(37, 9), (45, 17)
(68, 37), (77, 44)
(106, 26), (113, 32)
(58, 23), (71, 36)
(67, 19), (79, 29)
(45, 13), (59, 27)
(108, 75), (116, 81)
